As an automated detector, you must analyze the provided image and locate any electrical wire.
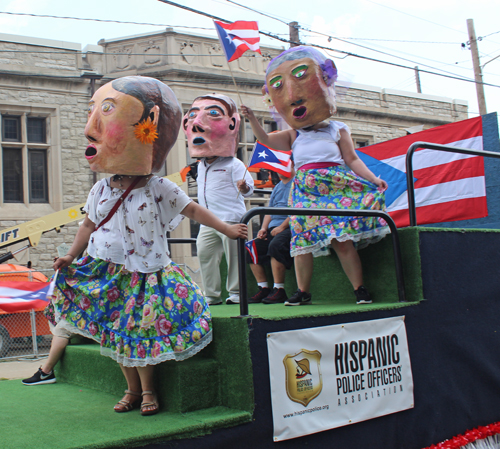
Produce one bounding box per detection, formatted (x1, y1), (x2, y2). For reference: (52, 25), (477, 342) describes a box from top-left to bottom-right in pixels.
(2, 4), (499, 89)
(0, 11), (213, 31)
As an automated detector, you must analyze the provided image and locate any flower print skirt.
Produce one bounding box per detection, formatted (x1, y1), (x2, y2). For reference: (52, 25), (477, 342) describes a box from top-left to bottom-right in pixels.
(289, 166), (391, 257)
(50, 256), (212, 367)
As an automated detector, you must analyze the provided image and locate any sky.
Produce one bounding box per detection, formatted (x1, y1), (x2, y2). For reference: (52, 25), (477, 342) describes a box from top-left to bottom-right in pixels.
(1, 0), (499, 121)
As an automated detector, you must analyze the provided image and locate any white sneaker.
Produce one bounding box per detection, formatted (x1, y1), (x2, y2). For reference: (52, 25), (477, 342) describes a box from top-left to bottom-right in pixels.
(225, 295), (240, 304)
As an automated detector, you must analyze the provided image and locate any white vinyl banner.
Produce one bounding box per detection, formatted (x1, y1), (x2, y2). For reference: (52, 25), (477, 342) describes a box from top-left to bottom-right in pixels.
(267, 316), (414, 442)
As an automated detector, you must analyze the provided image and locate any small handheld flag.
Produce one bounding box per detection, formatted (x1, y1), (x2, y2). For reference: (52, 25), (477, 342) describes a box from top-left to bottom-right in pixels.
(214, 20), (261, 62)
(249, 141), (292, 177)
(0, 276), (56, 313)
(245, 239), (259, 264)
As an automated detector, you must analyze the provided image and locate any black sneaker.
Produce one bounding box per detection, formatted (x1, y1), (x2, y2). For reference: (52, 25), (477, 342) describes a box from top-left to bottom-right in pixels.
(262, 288), (288, 304)
(22, 367), (56, 385)
(284, 289), (312, 306)
(355, 286), (372, 304)
(248, 287), (271, 304)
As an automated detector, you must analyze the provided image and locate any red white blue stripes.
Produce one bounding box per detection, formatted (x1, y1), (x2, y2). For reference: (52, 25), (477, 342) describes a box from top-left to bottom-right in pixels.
(214, 20), (261, 62)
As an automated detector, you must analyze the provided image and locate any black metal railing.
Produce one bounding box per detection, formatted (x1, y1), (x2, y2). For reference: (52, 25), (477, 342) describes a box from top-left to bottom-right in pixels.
(406, 142), (500, 227)
(237, 207), (406, 317)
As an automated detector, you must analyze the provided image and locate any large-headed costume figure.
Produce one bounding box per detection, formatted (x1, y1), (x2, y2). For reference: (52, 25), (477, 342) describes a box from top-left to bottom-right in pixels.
(49, 77), (247, 416)
(85, 76), (182, 175)
(242, 46), (389, 306)
(183, 93), (241, 158)
(183, 93), (254, 305)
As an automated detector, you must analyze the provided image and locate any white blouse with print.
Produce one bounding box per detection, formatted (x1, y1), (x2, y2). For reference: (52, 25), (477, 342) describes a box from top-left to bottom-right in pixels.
(84, 176), (191, 273)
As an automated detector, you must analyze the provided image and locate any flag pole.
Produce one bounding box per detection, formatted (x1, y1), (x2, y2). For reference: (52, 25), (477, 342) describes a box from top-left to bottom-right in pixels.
(236, 142), (258, 199)
(226, 61), (244, 106)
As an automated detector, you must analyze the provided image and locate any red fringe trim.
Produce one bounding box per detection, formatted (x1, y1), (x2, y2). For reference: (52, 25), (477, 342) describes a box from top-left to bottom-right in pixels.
(423, 422), (500, 449)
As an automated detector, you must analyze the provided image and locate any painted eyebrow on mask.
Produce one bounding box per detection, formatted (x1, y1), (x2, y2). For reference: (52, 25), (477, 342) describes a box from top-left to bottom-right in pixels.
(203, 105), (226, 115)
(292, 65), (308, 77)
(269, 75), (282, 85)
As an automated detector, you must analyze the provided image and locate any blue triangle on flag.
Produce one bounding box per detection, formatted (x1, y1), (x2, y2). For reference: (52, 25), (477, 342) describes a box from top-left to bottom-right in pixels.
(253, 143), (281, 164)
(214, 23), (236, 61)
(355, 150), (416, 207)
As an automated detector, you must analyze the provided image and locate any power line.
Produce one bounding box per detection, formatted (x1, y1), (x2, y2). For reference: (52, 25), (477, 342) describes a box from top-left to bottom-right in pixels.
(157, 0), (500, 89)
(365, 0), (468, 36)
(300, 26), (493, 86)
(0, 11), (213, 31)
(322, 37), (461, 45)
(2, 5), (500, 90)
(224, 0), (289, 25)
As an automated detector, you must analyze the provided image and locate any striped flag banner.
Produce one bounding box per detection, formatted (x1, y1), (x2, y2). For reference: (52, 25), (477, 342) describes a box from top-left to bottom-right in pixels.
(249, 141), (293, 177)
(214, 20), (261, 62)
(356, 116), (487, 227)
(0, 275), (56, 313)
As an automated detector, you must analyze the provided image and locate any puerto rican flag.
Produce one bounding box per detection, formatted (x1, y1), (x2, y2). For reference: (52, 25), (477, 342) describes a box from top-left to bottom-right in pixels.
(245, 239), (259, 264)
(249, 141), (292, 176)
(214, 20), (261, 62)
(356, 116), (487, 227)
(0, 277), (56, 313)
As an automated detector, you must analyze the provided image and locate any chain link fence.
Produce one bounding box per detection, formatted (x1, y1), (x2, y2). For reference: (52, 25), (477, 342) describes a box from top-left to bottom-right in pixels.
(0, 268), (53, 361)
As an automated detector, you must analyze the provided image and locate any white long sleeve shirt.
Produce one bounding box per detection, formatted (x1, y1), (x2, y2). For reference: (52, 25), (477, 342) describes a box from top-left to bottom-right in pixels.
(197, 157), (254, 224)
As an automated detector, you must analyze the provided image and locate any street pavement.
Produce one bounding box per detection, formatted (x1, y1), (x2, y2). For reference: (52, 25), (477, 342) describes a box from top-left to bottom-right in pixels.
(0, 357), (47, 380)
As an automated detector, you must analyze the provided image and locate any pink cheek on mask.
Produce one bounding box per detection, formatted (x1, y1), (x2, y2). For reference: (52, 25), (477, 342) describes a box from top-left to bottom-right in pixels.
(104, 123), (128, 153)
(209, 121), (231, 139)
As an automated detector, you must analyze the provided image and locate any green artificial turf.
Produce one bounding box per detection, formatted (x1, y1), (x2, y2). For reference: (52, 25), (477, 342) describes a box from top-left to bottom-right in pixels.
(213, 227), (424, 320)
(0, 227), (428, 448)
(0, 381), (250, 449)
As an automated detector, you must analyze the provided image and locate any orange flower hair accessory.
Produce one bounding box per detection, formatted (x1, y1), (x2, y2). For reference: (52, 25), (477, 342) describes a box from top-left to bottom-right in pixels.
(134, 118), (158, 144)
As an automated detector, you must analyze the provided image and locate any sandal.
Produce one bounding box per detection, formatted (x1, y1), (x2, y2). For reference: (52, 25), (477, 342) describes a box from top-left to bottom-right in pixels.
(140, 390), (159, 416)
(114, 390), (141, 413)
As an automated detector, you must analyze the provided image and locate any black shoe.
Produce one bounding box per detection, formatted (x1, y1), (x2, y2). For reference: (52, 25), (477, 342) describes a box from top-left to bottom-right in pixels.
(248, 287), (271, 304)
(284, 289), (312, 306)
(262, 288), (288, 304)
(355, 286), (372, 304)
(22, 367), (56, 385)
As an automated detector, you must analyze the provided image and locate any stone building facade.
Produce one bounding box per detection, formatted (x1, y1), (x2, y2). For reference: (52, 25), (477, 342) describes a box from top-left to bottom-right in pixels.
(0, 29), (468, 273)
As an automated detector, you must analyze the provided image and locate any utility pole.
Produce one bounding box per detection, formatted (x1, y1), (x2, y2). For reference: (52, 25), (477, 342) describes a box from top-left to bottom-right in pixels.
(467, 18), (487, 115)
(414, 66), (422, 93)
(289, 21), (300, 47)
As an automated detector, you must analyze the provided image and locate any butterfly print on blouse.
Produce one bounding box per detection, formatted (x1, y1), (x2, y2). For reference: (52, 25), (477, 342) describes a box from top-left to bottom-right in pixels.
(138, 217), (147, 226)
(138, 202), (147, 211)
(105, 242), (111, 248)
(154, 195), (163, 204)
(143, 261), (149, 268)
(169, 199), (176, 208)
(101, 227), (110, 233)
(140, 237), (154, 248)
(173, 188), (179, 195)
(127, 194), (134, 202)
(99, 198), (108, 205)
(127, 249), (135, 255)
(126, 225), (135, 234)
(155, 253), (161, 259)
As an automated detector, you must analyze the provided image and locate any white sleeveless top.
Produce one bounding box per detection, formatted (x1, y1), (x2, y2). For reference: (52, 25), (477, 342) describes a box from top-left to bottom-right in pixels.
(291, 121), (350, 170)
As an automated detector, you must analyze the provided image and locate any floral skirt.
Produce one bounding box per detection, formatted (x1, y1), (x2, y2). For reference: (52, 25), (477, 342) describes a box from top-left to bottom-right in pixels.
(289, 166), (390, 257)
(51, 256), (212, 367)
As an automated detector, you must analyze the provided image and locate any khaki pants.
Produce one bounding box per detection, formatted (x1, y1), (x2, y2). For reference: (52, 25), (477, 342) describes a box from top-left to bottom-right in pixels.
(196, 224), (240, 300)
